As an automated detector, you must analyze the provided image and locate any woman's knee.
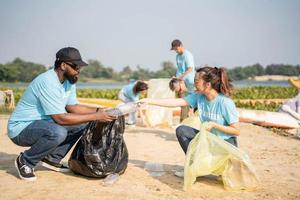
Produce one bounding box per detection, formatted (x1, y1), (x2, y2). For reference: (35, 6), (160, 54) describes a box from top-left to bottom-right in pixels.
(176, 125), (198, 139)
(176, 125), (187, 139)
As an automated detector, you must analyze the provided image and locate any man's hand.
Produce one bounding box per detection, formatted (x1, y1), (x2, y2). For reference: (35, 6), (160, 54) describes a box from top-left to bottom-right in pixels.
(96, 111), (117, 122)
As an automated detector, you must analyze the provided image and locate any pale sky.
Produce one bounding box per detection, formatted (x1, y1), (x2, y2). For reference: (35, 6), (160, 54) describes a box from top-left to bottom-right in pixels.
(0, 0), (299, 70)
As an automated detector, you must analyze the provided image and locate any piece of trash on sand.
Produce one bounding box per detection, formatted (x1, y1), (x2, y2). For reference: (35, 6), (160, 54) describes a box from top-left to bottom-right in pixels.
(144, 162), (165, 177)
(103, 173), (119, 186)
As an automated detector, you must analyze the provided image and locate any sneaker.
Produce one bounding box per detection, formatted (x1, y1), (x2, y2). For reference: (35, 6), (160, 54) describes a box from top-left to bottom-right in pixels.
(174, 170), (184, 178)
(14, 153), (37, 181)
(40, 158), (70, 173)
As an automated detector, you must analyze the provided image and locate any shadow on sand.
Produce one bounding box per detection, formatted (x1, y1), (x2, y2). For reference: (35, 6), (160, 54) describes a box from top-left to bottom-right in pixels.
(129, 159), (224, 191)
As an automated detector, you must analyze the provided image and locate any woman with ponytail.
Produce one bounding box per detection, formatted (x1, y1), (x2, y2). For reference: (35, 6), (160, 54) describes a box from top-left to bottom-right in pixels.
(141, 66), (239, 161)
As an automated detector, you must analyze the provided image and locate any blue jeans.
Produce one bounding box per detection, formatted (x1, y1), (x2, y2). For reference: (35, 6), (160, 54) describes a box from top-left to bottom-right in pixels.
(11, 120), (86, 168)
(176, 125), (238, 154)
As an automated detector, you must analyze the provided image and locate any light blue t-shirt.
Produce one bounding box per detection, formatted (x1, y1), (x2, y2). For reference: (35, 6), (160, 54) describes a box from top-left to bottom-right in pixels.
(7, 69), (78, 138)
(122, 82), (139, 102)
(185, 80), (195, 94)
(184, 93), (239, 140)
(176, 50), (195, 90)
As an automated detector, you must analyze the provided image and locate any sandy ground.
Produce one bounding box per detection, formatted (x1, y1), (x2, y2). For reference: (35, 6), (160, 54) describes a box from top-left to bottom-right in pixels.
(0, 115), (300, 200)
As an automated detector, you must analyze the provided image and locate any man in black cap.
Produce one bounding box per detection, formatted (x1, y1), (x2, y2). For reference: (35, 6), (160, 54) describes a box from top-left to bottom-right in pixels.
(8, 47), (116, 181)
(170, 39), (196, 121)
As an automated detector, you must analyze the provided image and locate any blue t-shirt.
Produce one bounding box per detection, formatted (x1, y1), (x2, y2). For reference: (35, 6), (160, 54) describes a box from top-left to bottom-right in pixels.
(7, 69), (78, 138)
(184, 93), (239, 140)
(122, 82), (139, 102)
(185, 80), (195, 94)
(176, 50), (195, 90)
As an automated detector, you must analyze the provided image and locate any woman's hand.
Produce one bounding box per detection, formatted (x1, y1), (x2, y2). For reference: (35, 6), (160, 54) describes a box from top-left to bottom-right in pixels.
(139, 98), (150, 103)
(205, 122), (217, 131)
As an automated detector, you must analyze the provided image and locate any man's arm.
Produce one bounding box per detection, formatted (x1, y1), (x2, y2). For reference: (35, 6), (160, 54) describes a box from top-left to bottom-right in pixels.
(178, 67), (193, 80)
(51, 110), (116, 126)
(66, 104), (100, 114)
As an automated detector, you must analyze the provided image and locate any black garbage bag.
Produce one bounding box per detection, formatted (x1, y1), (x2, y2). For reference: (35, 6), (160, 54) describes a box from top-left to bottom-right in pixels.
(68, 116), (128, 178)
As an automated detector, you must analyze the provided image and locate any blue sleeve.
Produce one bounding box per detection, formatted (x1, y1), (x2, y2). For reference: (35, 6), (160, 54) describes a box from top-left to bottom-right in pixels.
(67, 85), (78, 105)
(175, 55), (181, 77)
(35, 81), (67, 115)
(185, 53), (195, 69)
(184, 92), (198, 109)
(132, 95), (139, 102)
(222, 98), (239, 124)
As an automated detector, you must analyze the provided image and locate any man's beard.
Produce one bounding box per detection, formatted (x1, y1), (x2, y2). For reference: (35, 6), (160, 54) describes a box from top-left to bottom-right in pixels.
(64, 72), (78, 84)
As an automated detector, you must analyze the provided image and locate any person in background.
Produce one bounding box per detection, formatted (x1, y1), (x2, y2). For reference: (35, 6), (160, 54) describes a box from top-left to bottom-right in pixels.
(278, 94), (300, 121)
(169, 77), (194, 95)
(169, 77), (196, 116)
(8, 47), (116, 181)
(170, 39), (196, 121)
(118, 80), (149, 127)
(141, 66), (240, 176)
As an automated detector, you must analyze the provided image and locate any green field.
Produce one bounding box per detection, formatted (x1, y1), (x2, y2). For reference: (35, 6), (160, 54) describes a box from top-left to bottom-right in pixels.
(1, 86), (298, 114)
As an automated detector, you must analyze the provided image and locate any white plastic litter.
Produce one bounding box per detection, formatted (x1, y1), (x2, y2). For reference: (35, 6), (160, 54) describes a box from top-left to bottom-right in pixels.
(102, 173), (120, 186)
(144, 162), (165, 177)
(107, 102), (138, 117)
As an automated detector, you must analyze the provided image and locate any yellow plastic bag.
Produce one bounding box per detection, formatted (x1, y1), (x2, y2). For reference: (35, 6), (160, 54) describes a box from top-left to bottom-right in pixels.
(182, 119), (260, 191)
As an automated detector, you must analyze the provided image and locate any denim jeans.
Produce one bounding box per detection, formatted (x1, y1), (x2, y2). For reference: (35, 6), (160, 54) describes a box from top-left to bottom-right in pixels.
(175, 125), (238, 154)
(11, 120), (86, 168)
(118, 90), (136, 125)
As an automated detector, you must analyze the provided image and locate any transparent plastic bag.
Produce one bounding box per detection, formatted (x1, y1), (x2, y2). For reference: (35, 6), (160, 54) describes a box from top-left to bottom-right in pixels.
(106, 102), (137, 117)
(182, 119), (260, 191)
(103, 173), (119, 186)
(145, 79), (175, 127)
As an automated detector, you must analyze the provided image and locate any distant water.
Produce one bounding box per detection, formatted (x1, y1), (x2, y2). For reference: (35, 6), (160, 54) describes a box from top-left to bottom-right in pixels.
(232, 80), (290, 88)
(0, 80), (291, 89)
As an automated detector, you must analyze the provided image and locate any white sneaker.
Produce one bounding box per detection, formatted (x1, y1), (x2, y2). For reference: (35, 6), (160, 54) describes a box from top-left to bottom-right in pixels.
(174, 170), (184, 178)
(40, 159), (70, 173)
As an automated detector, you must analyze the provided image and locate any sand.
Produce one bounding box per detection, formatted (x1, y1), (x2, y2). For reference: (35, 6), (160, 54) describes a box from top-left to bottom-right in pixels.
(0, 116), (299, 200)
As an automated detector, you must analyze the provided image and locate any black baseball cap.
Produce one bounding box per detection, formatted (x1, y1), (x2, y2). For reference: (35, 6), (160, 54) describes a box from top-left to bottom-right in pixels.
(56, 47), (88, 66)
(170, 39), (182, 50)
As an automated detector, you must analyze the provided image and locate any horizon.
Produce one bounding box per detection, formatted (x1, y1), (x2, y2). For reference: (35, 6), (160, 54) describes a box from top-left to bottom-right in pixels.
(0, 0), (299, 70)
(1, 57), (300, 72)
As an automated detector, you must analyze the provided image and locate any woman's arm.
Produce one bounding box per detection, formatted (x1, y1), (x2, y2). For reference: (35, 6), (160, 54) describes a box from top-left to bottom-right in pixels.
(140, 98), (189, 107)
(207, 122), (240, 136)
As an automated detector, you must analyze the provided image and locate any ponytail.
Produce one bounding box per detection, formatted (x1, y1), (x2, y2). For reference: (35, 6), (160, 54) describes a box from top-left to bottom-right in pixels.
(219, 67), (233, 96)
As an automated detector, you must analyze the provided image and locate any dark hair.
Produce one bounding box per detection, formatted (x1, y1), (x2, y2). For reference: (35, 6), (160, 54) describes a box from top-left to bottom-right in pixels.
(54, 59), (63, 69)
(133, 81), (148, 95)
(196, 66), (233, 96)
(169, 78), (181, 91)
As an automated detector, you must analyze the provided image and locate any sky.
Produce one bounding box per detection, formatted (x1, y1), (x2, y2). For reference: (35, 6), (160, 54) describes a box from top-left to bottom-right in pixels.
(0, 0), (299, 71)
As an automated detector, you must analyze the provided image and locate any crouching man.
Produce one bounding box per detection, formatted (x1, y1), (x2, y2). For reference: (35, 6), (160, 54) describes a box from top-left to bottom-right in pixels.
(7, 47), (116, 181)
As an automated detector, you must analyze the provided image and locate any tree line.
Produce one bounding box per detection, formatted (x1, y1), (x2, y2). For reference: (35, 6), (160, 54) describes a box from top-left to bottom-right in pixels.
(0, 58), (299, 82)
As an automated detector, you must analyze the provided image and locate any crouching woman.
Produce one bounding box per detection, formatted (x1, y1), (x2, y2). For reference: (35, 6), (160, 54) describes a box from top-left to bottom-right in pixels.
(141, 66), (240, 154)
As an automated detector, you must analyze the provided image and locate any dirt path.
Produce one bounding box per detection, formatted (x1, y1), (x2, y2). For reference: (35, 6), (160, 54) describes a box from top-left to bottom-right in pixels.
(0, 117), (299, 200)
